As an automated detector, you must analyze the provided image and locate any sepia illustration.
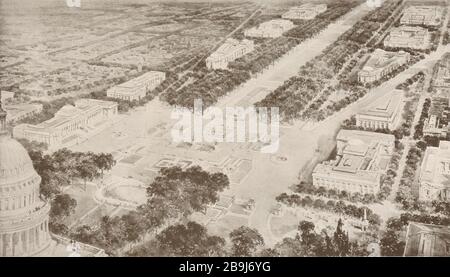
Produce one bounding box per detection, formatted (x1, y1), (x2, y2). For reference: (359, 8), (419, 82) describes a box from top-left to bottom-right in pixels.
(1, 0), (450, 258)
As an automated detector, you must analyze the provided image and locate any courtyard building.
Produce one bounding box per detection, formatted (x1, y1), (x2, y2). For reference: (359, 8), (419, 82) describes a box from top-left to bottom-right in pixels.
(281, 3), (327, 20)
(107, 71), (166, 101)
(423, 97), (450, 138)
(400, 5), (444, 27)
(383, 26), (431, 50)
(13, 99), (118, 150)
(419, 141), (450, 202)
(206, 38), (255, 70)
(312, 130), (395, 195)
(358, 49), (410, 83)
(404, 222), (450, 256)
(244, 19), (295, 38)
(356, 92), (403, 130)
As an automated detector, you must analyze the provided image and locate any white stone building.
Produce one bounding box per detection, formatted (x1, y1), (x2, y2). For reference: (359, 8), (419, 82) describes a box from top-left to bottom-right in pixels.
(107, 71), (166, 101)
(358, 49), (410, 83)
(384, 26), (431, 50)
(419, 141), (450, 202)
(312, 130), (395, 195)
(400, 6), (444, 27)
(206, 38), (254, 70)
(13, 99), (118, 150)
(356, 92), (403, 130)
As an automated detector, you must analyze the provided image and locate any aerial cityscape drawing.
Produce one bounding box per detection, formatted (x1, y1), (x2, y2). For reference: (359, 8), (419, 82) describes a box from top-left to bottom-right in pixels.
(1, 0), (450, 258)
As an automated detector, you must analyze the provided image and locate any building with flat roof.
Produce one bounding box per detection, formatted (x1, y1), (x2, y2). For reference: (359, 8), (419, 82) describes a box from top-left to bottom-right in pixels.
(401, 5), (444, 27)
(5, 103), (43, 123)
(432, 53), (450, 88)
(312, 130), (395, 195)
(358, 49), (410, 83)
(206, 38), (254, 70)
(13, 99), (118, 150)
(423, 97), (450, 138)
(419, 141), (450, 202)
(404, 222), (450, 256)
(356, 92), (403, 130)
(384, 26), (431, 50)
(244, 19), (295, 38)
(282, 3), (327, 20)
(107, 71), (166, 101)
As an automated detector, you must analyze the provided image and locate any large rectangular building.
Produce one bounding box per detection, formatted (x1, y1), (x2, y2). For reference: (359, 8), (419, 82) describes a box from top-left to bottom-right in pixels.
(423, 97), (450, 138)
(432, 53), (450, 88)
(206, 38), (254, 70)
(13, 99), (118, 149)
(383, 26), (431, 50)
(312, 130), (395, 195)
(244, 19), (295, 38)
(404, 222), (450, 256)
(400, 6), (444, 27)
(107, 71), (166, 101)
(358, 49), (410, 83)
(356, 92), (403, 130)
(418, 141), (450, 202)
(282, 4), (327, 20)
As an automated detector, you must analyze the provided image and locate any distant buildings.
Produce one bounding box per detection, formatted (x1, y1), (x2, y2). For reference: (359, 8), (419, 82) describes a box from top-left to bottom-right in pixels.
(282, 3), (327, 20)
(5, 103), (43, 123)
(400, 6), (444, 27)
(404, 222), (450, 256)
(13, 99), (118, 150)
(312, 130), (395, 195)
(244, 19), (295, 38)
(418, 141), (450, 202)
(356, 92), (403, 130)
(383, 26), (431, 50)
(432, 53), (450, 89)
(0, 91), (14, 102)
(206, 38), (255, 70)
(107, 71), (166, 101)
(423, 97), (450, 138)
(358, 49), (410, 83)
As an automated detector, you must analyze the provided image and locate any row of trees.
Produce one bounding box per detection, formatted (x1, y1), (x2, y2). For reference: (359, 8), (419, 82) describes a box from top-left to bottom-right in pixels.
(275, 193), (381, 227)
(128, 218), (369, 257)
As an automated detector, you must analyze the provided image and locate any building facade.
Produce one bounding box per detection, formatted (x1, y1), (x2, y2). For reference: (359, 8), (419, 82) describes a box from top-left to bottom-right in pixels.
(383, 26), (431, 50)
(423, 97), (450, 138)
(358, 49), (410, 83)
(432, 53), (450, 88)
(404, 222), (450, 256)
(206, 38), (254, 70)
(418, 141), (450, 202)
(356, 92), (403, 130)
(282, 4), (327, 20)
(400, 6), (444, 27)
(5, 103), (43, 123)
(13, 99), (118, 150)
(107, 71), (166, 101)
(312, 130), (395, 195)
(244, 19), (295, 38)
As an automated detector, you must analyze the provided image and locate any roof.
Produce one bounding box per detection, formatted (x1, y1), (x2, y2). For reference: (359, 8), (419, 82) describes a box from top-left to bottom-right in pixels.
(404, 222), (450, 256)
(113, 71), (165, 90)
(357, 92), (402, 119)
(420, 141), (450, 186)
(362, 49), (409, 72)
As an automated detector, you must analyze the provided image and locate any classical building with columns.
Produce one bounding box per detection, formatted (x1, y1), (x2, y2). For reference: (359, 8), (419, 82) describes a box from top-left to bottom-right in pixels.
(107, 71), (166, 101)
(356, 92), (403, 130)
(0, 97), (105, 257)
(312, 130), (395, 195)
(13, 98), (118, 150)
(404, 222), (450, 256)
(206, 38), (254, 70)
(358, 49), (410, 84)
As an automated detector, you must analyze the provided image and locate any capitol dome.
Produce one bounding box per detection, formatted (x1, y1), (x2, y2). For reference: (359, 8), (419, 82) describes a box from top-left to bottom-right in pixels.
(0, 135), (37, 185)
(0, 101), (51, 257)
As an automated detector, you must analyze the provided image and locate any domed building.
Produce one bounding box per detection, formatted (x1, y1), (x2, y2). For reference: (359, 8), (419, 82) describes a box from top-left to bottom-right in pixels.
(0, 98), (52, 256)
(0, 97), (105, 257)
